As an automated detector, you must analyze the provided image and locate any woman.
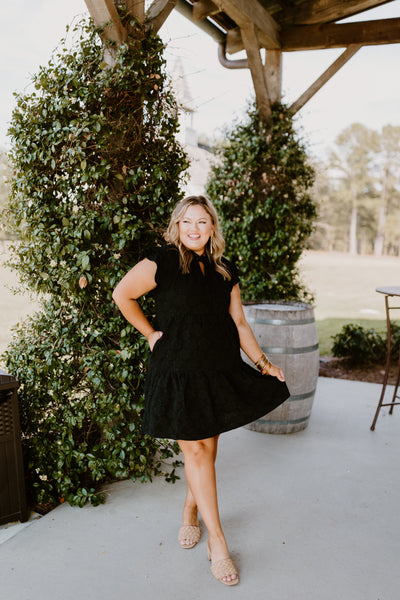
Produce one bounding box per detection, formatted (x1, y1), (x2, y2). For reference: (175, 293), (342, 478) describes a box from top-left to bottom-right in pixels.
(113, 195), (290, 586)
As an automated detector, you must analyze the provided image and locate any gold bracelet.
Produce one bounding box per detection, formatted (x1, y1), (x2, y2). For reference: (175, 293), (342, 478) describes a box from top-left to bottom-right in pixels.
(255, 353), (266, 367)
(255, 353), (272, 373)
(261, 359), (272, 374)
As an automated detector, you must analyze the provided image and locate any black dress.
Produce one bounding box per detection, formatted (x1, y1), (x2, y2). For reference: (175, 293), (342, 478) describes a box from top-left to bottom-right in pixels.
(143, 244), (290, 440)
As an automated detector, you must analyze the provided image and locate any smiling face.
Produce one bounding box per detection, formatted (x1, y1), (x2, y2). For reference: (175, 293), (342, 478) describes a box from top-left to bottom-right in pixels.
(178, 204), (214, 255)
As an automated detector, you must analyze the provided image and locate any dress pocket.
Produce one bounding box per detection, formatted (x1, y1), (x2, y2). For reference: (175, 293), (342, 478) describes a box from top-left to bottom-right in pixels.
(150, 333), (164, 355)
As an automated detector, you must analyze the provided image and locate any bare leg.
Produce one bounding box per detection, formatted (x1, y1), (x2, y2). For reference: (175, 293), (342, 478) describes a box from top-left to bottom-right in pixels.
(179, 484), (199, 547)
(179, 435), (220, 547)
(178, 436), (237, 583)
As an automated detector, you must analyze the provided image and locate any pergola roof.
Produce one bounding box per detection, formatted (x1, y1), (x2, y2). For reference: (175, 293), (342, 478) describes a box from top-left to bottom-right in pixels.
(176, 0), (400, 53)
(84, 1), (400, 122)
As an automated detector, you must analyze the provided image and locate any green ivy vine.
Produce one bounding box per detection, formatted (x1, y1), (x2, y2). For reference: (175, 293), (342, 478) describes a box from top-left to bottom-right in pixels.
(4, 18), (188, 507)
(206, 104), (316, 303)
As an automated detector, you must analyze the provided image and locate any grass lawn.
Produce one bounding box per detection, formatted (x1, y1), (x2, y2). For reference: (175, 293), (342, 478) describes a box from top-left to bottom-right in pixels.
(0, 247), (399, 365)
(299, 251), (400, 355)
(0, 248), (40, 368)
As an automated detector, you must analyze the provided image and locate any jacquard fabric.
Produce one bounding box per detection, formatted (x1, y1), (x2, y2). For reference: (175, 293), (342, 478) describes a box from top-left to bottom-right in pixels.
(142, 244), (290, 440)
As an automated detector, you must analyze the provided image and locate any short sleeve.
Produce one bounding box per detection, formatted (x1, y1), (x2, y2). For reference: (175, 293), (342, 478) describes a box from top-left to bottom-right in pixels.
(143, 246), (163, 285)
(143, 245), (179, 287)
(222, 257), (239, 290)
(144, 246), (162, 265)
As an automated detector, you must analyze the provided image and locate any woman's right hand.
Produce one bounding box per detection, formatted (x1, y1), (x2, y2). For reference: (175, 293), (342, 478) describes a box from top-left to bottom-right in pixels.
(147, 330), (163, 351)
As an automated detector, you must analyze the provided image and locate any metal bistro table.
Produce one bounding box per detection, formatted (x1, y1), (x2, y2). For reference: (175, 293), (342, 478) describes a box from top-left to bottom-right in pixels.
(370, 287), (400, 431)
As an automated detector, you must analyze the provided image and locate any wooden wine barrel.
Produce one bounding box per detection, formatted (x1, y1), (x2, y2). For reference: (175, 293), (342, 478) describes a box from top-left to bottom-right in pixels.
(243, 301), (319, 434)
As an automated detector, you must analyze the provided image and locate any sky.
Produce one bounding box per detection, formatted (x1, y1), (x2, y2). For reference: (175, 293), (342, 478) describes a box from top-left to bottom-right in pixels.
(1, 0), (400, 159)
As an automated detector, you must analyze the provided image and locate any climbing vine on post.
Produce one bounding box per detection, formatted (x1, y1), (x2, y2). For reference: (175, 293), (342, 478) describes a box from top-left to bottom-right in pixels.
(4, 18), (188, 507)
(206, 103), (316, 303)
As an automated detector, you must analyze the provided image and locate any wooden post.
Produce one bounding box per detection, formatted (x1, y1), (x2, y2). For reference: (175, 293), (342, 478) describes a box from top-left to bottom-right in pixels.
(241, 23), (272, 124)
(264, 50), (282, 105)
(125, 0), (145, 23)
(84, 0), (127, 66)
(84, 0), (126, 44)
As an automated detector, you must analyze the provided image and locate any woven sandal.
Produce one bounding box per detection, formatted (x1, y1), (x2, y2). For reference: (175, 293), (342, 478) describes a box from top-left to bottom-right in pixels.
(207, 541), (239, 586)
(178, 524), (201, 549)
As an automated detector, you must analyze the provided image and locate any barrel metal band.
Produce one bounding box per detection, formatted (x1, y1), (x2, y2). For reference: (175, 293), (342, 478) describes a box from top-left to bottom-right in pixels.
(248, 317), (315, 326)
(261, 343), (319, 355)
(288, 389), (316, 402)
(253, 415), (310, 426)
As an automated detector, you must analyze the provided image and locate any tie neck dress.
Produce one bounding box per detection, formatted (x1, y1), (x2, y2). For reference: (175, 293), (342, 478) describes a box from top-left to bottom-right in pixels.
(143, 244), (290, 440)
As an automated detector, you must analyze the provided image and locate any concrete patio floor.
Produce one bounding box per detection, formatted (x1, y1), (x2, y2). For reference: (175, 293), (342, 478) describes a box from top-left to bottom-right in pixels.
(1, 377), (399, 600)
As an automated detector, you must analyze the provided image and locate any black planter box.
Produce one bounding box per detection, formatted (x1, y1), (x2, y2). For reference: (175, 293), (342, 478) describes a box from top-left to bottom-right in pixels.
(0, 369), (28, 525)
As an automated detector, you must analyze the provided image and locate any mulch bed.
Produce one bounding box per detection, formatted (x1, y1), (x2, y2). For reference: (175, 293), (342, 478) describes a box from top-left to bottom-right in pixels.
(319, 355), (399, 385)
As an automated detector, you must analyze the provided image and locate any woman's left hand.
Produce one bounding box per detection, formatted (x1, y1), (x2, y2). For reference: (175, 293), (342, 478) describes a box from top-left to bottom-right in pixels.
(147, 330), (163, 351)
(263, 363), (285, 382)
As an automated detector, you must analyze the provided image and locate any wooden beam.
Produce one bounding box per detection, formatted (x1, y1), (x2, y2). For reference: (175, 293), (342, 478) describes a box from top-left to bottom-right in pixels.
(213, 0), (281, 49)
(146, 0), (178, 32)
(226, 23), (284, 54)
(224, 24), (285, 55)
(280, 0), (393, 26)
(241, 23), (272, 123)
(289, 45), (362, 115)
(281, 18), (400, 51)
(227, 15), (400, 54)
(193, 0), (220, 21)
(175, 0), (226, 43)
(264, 50), (282, 105)
(84, 0), (126, 43)
(226, 27), (243, 54)
(126, 0), (145, 23)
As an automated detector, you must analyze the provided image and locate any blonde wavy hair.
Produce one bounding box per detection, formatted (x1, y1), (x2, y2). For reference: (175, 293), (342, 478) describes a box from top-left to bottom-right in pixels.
(164, 195), (231, 280)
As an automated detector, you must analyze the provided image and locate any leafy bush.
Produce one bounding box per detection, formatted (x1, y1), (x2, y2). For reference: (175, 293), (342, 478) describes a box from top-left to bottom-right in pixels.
(331, 322), (400, 365)
(4, 18), (188, 507)
(206, 104), (316, 302)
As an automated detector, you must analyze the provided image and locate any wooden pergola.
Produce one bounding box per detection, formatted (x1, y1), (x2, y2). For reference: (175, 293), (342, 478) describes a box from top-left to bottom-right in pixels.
(84, 0), (400, 123)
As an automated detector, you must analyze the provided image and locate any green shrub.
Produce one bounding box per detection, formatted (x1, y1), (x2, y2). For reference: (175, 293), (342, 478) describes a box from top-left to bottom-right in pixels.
(391, 322), (400, 358)
(331, 322), (400, 365)
(4, 18), (188, 507)
(206, 104), (316, 302)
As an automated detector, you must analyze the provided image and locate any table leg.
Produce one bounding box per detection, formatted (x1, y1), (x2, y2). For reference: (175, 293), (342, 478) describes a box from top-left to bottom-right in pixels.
(389, 352), (400, 415)
(370, 295), (391, 431)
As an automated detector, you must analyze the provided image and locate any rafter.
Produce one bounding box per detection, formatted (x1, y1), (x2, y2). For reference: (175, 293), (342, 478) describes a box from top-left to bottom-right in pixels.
(281, 17), (400, 51)
(84, 0), (126, 43)
(280, 0), (393, 26)
(212, 0), (281, 48)
(146, 0), (178, 32)
(193, 0), (220, 21)
(289, 44), (362, 115)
